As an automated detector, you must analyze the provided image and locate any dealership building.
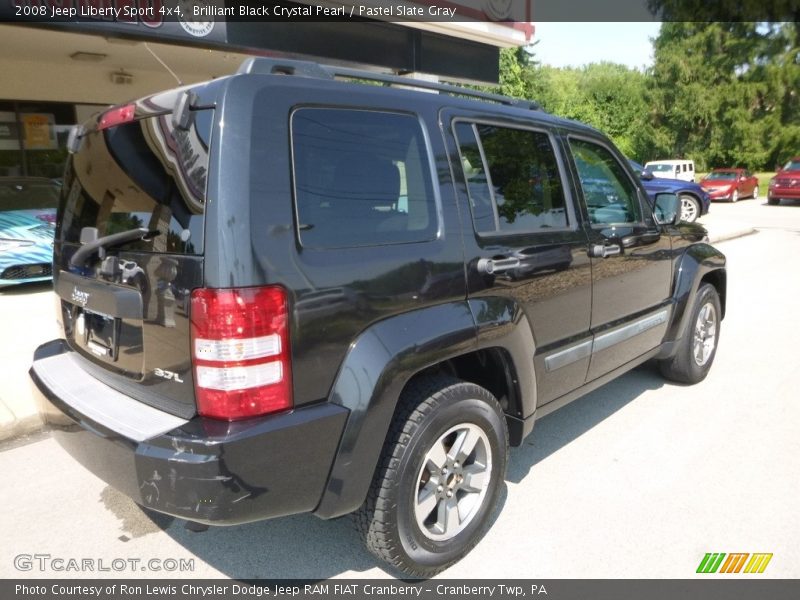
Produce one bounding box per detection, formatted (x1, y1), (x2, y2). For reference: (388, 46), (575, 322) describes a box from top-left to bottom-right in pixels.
(0, 0), (533, 179)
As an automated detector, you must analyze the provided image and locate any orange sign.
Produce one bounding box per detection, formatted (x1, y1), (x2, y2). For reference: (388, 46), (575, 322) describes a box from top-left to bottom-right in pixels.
(22, 113), (56, 150)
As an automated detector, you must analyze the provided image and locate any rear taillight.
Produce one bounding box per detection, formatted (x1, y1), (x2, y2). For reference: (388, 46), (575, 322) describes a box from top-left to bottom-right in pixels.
(190, 286), (292, 420)
(98, 103), (135, 131)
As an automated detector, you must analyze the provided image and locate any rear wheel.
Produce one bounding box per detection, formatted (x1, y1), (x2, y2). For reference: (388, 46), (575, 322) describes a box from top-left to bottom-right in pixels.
(354, 376), (508, 577)
(659, 283), (721, 384)
(679, 194), (701, 223)
(731, 189), (739, 203)
(752, 185), (759, 199)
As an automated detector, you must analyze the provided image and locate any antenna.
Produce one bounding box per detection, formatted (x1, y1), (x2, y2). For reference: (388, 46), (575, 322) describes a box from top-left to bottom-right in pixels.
(144, 42), (182, 86)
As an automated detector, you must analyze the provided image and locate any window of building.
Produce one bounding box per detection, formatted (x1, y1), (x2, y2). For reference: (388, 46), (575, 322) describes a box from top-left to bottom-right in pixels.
(292, 108), (437, 248)
(0, 101), (83, 179)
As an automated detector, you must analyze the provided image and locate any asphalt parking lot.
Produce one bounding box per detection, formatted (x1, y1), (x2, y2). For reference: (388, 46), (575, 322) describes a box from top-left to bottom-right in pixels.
(1, 198), (798, 579)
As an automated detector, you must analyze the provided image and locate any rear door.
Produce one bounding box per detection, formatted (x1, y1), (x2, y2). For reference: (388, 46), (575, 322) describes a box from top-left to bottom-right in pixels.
(565, 135), (673, 381)
(444, 112), (593, 406)
(54, 98), (213, 418)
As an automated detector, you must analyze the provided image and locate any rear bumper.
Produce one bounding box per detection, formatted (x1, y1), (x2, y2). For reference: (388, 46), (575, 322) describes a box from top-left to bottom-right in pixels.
(30, 340), (349, 525)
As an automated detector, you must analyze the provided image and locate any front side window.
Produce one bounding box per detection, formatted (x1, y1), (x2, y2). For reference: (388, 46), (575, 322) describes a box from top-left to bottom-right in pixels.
(292, 108), (437, 248)
(454, 122), (568, 234)
(569, 138), (642, 225)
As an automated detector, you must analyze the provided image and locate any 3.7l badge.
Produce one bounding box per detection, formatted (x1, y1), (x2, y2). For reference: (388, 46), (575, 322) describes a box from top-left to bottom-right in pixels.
(153, 368), (184, 383)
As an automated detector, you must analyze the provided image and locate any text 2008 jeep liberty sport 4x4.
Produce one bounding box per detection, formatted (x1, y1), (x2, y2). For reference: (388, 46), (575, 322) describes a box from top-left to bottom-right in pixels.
(30, 58), (726, 577)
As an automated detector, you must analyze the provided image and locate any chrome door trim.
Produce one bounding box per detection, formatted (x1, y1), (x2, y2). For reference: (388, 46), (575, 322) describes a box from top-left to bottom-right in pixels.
(544, 340), (592, 372)
(592, 309), (669, 353)
(544, 308), (670, 371)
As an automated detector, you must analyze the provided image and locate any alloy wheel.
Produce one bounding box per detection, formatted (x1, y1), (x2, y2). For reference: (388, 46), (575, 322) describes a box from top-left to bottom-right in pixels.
(680, 196), (699, 222)
(414, 423), (492, 541)
(693, 302), (717, 366)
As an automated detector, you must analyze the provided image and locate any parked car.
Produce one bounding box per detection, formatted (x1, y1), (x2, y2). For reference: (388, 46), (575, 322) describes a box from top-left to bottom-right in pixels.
(0, 177), (60, 287)
(29, 58), (726, 577)
(629, 160), (710, 223)
(700, 168), (759, 202)
(643, 159), (696, 182)
(768, 157), (800, 205)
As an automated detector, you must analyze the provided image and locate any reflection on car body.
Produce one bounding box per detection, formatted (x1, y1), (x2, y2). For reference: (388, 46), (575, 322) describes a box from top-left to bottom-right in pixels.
(629, 160), (710, 223)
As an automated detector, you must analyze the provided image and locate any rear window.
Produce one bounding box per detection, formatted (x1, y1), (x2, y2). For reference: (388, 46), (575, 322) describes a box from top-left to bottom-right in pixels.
(291, 108), (438, 248)
(59, 108), (212, 255)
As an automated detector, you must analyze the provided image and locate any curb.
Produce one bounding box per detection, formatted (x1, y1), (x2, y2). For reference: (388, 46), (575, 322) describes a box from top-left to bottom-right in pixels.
(707, 227), (757, 244)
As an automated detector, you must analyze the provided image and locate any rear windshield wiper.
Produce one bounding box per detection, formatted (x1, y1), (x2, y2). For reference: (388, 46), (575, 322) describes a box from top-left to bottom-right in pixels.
(70, 227), (160, 268)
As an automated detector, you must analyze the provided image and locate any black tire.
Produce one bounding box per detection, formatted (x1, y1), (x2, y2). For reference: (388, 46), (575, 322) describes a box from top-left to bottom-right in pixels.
(354, 375), (508, 577)
(768, 197), (780, 206)
(659, 283), (721, 384)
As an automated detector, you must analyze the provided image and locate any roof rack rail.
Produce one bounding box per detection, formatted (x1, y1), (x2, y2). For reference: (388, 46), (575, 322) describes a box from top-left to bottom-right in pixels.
(238, 57), (334, 79)
(237, 57), (541, 111)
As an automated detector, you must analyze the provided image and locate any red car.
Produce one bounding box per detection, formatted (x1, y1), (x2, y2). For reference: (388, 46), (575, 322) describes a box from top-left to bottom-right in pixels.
(700, 168), (759, 202)
(768, 157), (800, 205)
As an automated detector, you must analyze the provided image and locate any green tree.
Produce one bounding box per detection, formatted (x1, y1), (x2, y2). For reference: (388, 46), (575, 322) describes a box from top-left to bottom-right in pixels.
(517, 58), (651, 160)
(495, 24), (798, 171)
(648, 22), (800, 170)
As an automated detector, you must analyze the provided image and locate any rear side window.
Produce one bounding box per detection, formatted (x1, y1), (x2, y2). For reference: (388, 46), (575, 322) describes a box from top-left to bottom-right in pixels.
(60, 109), (211, 255)
(291, 108), (437, 248)
(453, 121), (569, 234)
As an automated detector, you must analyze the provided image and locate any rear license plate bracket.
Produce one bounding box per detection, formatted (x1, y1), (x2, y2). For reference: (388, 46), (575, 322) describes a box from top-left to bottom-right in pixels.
(81, 309), (120, 361)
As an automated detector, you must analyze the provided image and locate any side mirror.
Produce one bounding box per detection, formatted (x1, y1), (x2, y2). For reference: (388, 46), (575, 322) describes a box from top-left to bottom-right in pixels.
(653, 192), (680, 225)
(640, 169), (655, 181)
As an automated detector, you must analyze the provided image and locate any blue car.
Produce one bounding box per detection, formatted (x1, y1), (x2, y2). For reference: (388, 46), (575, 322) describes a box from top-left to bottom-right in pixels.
(0, 177), (60, 287)
(629, 160), (710, 223)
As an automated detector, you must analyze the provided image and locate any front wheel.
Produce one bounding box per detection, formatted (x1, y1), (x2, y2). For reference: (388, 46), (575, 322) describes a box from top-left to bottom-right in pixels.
(679, 195), (701, 223)
(355, 376), (509, 577)
(768, 196), (780, 206)
(731, 189), (739, 203)
(752, 185), (759, 199)
(659, 283), (721, 384)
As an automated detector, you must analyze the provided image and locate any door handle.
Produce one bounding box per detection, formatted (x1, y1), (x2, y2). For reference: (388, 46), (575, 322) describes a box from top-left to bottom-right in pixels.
(588, 243), (622, 259)
(477, 257), (521, 275)
(621, 232), (661, 247)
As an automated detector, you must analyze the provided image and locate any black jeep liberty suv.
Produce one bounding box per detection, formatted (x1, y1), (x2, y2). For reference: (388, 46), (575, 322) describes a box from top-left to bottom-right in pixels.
(30, 58), (726, 577)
